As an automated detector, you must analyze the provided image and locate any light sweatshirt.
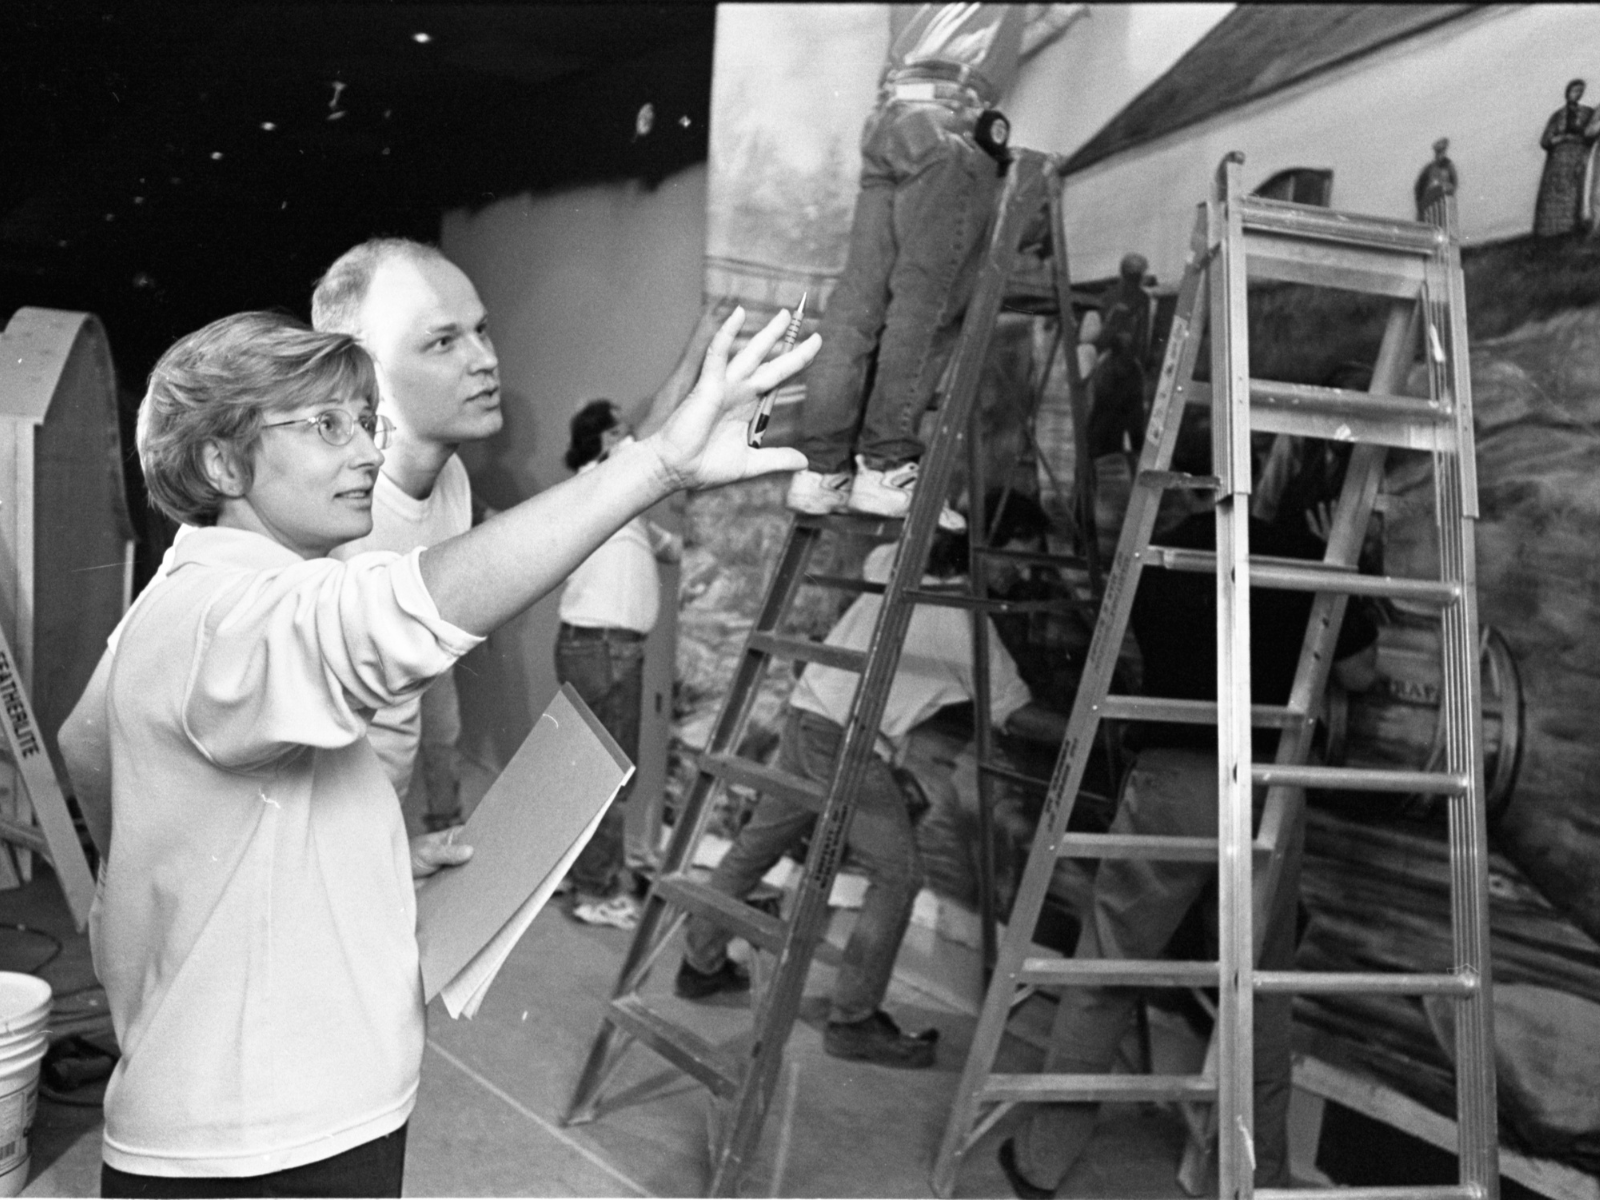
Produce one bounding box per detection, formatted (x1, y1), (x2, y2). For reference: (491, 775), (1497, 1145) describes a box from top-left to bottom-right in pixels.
(89, 527), (480, 1177)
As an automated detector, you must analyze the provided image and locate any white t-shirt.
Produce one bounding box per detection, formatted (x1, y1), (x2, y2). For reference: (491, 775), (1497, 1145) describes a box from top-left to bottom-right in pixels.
(330, 455), (472, 797)
(789, 544), (1032, 758)
(556, 461), (662, 634)
(91, 527), (480, 1177)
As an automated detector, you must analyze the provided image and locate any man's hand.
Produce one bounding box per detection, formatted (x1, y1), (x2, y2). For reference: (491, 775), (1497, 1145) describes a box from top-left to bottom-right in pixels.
(411, 828), (473, 879)
(640, 307), (815, 493)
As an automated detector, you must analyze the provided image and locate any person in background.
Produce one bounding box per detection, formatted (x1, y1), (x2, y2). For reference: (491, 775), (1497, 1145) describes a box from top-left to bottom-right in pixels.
(58, 304), (815, 1198)
(786, 2), (1086, 528)
(313, 237), (499, 832)
(556, 399), (684, 930)
(675, 518), (1059, 1068)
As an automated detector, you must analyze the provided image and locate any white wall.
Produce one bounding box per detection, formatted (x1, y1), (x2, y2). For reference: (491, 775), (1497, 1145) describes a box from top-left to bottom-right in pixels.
(441, 165), (707, 792)
(1060, 4), (1600, 285)
(1007, 3), (1234, 162)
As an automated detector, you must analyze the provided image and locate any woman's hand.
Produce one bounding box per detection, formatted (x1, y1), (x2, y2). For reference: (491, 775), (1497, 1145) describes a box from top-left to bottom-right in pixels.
(411, 828), (473, 879)
(640, 306), (817, 493)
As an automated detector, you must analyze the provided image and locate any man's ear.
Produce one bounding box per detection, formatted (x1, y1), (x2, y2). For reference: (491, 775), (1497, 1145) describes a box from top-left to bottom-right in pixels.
(201, 441), (249, 499)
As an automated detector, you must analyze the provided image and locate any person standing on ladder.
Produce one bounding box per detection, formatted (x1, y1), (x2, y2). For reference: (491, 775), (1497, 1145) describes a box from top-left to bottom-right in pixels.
(675, 519), (1051, 1067)
(998, 429), (1380, 1196)
(785, 2), (1086, 528)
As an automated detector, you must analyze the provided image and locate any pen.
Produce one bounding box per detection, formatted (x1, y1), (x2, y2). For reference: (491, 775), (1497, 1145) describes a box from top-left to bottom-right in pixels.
(747, 292), (806, 449)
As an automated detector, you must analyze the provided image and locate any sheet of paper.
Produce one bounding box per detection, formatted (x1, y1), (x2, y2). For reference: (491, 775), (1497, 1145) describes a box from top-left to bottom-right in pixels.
(441, 799), (611, 1018)
(416, 684), (632, 1011)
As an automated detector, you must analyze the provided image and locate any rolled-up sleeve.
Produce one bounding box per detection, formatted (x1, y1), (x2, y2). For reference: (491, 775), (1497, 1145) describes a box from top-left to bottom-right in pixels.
(182, 549), (482, 772)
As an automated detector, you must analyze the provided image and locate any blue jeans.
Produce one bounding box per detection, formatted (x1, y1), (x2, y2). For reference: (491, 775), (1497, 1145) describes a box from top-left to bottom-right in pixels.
(1013, 748), (1301, 1190)
(798, 98), (1000, 473)
(555, 625), (645, 898)
(684, 709), (924, 1025)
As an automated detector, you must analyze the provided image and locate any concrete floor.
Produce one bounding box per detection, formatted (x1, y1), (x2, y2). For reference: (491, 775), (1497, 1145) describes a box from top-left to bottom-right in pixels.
(1, 855), (1209, 1199)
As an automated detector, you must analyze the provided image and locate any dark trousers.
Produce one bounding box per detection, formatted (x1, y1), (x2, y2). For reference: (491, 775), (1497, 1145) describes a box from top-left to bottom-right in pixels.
(555, 623), (645, 897)
(101, 1124), (406, 1199)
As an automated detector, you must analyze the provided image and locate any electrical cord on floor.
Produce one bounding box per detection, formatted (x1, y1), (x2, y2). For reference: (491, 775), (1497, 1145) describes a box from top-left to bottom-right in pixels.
(0, 922), (64, 974)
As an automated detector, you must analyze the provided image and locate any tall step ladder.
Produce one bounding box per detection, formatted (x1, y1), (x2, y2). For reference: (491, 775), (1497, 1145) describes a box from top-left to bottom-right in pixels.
(564, 148), (1091, 1197)
(932, 151), (1499, 1200)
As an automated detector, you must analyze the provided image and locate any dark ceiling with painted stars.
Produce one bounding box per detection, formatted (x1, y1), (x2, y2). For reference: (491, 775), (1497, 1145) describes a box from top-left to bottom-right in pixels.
(1, 2), (716, 387)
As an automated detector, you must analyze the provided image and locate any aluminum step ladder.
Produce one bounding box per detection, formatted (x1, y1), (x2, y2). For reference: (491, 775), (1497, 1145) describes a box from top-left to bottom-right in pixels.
(564, 148), (1095, 1197)
(931, 151), (1499, 1200)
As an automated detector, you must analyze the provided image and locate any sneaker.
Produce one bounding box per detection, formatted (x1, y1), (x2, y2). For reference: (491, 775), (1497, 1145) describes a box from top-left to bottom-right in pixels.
(997, 1138), (1056, 1199)
(570, 893), (640, 930)
(786, 468), (852, 515)
(674, 957), (752, 1000)
(847, 456), (967, 531)
(822, 1009), (938, 1069)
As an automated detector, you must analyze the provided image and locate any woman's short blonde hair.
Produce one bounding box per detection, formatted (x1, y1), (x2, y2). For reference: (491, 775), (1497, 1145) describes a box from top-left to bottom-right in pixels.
(137, 311), (378, 526)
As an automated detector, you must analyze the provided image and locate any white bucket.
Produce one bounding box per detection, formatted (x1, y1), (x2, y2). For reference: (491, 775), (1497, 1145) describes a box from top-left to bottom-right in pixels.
(0, 974), (51, 1198)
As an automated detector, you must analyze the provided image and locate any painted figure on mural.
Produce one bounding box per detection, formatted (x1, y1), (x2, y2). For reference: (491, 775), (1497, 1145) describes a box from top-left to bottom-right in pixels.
(1414, 137), (1458, 219)
(1534, 79), (1598, 237)
(786, 3), (1087, 529)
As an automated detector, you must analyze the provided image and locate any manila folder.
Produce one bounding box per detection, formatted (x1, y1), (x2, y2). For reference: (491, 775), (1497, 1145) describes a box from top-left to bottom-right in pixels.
(415, 683), (633, 1014)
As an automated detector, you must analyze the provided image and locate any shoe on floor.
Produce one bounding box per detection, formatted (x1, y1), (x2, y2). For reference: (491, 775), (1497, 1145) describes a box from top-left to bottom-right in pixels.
(674, 957), (752, 1000)
(997, 1138), (1056, 1199)
(822, 1009), (938, 1068)
(570, 893), (640, 930)
(786, 468), (852, 515)
(847, 456), (967, 531)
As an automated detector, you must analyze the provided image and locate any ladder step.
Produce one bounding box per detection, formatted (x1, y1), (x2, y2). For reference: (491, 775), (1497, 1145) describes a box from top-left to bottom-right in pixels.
(1239, 195), (1445, 256)
(746, 631), (867, 673)
(794, 510), (904, 538)
(1136, 469), (1221, 493)
(605, 995), (741, 1099)
(700, 753), (826, 811)
(1182, 380), (1451, 451)
(982, 1072), (1215, 1104)
(653, 873), (787, 955)
(1147, 548), (1460, 605)
(1258, 1189), (1479, 1200)
(1255, 969), (1478, 997)
(1018, 957), (1219, 988)
(978, 761), (1054, 791)
(1057, 833), (1222, 862)
(1251, 763), (1468, 794)
(1095, 695), (1305, 729)
(901, 587), (1091, 616)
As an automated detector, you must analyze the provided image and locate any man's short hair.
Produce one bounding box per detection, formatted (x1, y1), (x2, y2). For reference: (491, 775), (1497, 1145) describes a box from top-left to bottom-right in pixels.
(138, 311), (378, 526)
(311, 237), (449, 334)
(565, 399), (619, 471)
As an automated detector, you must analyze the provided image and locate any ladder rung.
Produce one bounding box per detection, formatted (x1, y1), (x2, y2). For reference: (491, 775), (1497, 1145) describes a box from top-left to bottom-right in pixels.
(901, 588), (1092, 616)
(1255, 970), (1477, 997)
(982, 1072), (1215, 1104)
(794, 510), (903, 538)
(700, 753), (826, 811)
(1251, 763), (1468, 794)
(1244, 231), (1428, 300)
(802, 572), (883, 595)
(1057, 833), (1221, 862)
(978, 761), (1053, 791)
(1249, 377), (1448, 425)
(1018, 957), (1219, 988)
(1136, 469), (1220, 492)
(605, 995), (741, 1098)
(1095, 695), (1305, 729)
(1258, 1189), (1478, 1200)
(1238, 196), (1446, 256)
(1181, 379), (1452, 452)
(1148, 548), (1461, 605)
(653, 873), (787, 954)
(746, 631), (867, 673)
